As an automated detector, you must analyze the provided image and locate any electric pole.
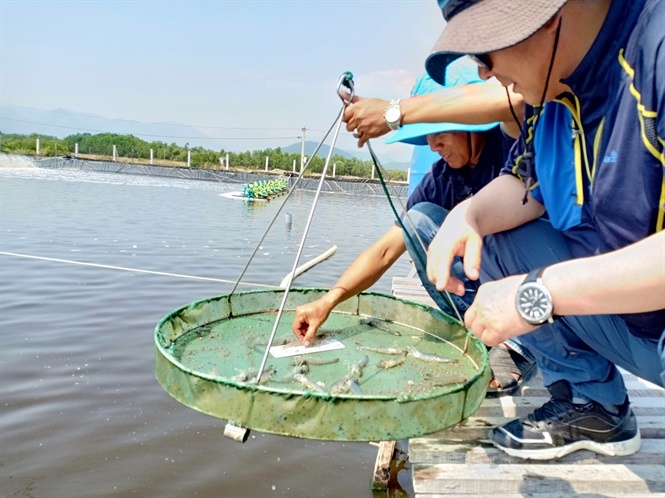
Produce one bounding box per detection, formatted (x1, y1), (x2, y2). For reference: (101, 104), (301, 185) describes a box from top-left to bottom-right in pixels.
(300, 127), (306, 173)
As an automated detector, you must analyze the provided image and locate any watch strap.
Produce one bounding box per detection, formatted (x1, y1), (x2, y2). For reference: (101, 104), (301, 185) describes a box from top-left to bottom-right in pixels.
(523, 266), (546, 284)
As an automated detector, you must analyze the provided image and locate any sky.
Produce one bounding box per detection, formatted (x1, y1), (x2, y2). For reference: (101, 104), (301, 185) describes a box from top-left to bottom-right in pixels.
(1, 0), (444, 162)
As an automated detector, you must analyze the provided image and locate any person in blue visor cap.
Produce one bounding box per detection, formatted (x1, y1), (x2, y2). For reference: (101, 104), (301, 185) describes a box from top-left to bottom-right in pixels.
(293, 58), (536, 398)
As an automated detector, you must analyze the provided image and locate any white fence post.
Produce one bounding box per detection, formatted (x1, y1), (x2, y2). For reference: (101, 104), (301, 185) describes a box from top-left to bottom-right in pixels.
(36, 138), (40, 156)
(371, 163), (375, 180)
(150, 148), (154, 165)
(74, 143), (79, 157)
(265, 156), (269, 172)
(293, 159), (296, 173)
(113, 144), (117, 161)
(300, 127), (306, 173)
(332, 162), (336, 178)
(187, 150), (191, 167)
(226, 153), (229, 170)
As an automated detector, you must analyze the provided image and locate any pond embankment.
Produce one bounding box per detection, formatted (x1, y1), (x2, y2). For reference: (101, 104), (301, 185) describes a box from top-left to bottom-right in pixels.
(19, 155), (408, 197)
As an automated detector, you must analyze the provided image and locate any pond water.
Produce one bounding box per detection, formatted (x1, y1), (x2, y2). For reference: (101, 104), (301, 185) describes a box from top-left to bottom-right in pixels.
(0, 159), (414, 498)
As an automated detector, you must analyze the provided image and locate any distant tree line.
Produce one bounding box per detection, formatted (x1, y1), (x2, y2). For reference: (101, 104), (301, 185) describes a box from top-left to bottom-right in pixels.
(0, 132), (407, 181)
(0, 133), (70, 157)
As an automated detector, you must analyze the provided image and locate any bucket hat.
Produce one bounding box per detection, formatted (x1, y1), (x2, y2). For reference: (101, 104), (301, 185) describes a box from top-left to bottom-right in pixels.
(425, 0), (568, 85)
(385, 57), (499, 146)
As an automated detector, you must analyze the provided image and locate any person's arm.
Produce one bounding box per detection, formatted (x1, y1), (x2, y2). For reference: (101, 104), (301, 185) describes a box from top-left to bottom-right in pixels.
(464, 232), (665, 347)
(426, 174), (545, 294)
(344, 82), (524, 146)
(543, 232), (665, 316)
(292, 226), (407, 345)
(403, 83), (523, 137)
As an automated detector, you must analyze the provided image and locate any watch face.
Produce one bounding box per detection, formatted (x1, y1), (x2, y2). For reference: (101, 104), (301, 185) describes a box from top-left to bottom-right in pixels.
(516, 282), (553, 325)
(385, 107), (400, 124)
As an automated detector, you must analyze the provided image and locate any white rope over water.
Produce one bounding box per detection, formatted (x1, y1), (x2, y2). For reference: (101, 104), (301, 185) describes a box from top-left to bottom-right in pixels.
(0, 251), (275, 288)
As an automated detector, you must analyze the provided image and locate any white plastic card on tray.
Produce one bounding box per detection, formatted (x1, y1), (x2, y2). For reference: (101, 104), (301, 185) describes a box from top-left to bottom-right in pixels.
(269, 338), (345, 358)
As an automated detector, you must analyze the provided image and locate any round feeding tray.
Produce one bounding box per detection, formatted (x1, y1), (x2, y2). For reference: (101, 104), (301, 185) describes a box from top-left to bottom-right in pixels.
(154, 289), (489, 441)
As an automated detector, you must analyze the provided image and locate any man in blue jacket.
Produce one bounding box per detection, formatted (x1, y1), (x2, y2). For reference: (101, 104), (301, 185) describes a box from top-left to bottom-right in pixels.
(423, 0), (664, 460)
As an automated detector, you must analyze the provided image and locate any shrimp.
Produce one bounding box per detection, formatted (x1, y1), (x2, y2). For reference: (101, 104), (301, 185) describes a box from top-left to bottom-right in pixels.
(354, 342), (406, 355)
(406, 346), (459, 364)
(377, 352), (408, 369)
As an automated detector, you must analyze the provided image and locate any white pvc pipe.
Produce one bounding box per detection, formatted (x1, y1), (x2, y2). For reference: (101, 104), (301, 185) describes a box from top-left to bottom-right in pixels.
(279, 245), (337, 288)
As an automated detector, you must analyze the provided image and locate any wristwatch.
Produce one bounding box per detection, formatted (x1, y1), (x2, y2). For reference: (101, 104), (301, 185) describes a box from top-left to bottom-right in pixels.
(384, 99), (402, 131)
(515, 267), (555, 325)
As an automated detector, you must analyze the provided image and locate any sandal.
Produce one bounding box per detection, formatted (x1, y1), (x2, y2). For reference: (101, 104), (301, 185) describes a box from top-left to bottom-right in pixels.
(486, 343), (537, 398)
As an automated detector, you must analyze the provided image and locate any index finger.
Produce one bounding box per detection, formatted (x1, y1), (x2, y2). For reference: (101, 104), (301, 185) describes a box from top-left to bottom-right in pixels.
(462, 234), (483, 281)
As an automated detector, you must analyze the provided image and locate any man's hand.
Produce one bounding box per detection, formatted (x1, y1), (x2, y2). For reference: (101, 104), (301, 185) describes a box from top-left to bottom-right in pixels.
(292, 299), (332, 347)
(464, 275), (536, 347)
(426, 200), (483, 295)
(342, 94), (391, 147)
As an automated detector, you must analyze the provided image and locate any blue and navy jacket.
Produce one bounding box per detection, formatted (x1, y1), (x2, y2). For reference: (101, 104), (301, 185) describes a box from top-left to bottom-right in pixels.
(504, 0), (665, 339)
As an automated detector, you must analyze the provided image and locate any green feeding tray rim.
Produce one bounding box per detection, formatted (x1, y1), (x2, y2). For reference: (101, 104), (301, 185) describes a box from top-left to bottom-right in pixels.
(154, 288), (489, 441)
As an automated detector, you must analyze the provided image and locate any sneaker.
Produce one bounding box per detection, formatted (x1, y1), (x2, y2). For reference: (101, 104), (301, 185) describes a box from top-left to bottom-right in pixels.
(490, 380), (641, 460)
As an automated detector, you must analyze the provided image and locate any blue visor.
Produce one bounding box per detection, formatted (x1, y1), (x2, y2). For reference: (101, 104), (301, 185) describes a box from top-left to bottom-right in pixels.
(385, 119), (498, 146)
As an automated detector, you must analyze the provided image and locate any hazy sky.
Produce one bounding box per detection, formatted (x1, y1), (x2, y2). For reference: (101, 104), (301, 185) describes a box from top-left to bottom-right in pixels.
(1, 0), (444, 161)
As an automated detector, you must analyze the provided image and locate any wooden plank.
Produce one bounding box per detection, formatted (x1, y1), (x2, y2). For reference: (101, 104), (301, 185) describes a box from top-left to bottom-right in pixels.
(412, 463), (665, 495)
(392, 295), (436, 306)
(395, 269), (665, 497)
(409, 438), (665, 466)
(391, 289), (435, 300)
(416, 494), (665, 498)
(391, 282), (433, 294)
(409, 382), (664, 496)
(413, 416), (665, 442)
(391, 286), (431, 296)
(392, 293), (436, 307)
(443, 395), (664, 421)
(391, 276), (423, 286)
(391, 273), (435, 307)
(371, 440), (396, 490)
(513, 387), (665, 397)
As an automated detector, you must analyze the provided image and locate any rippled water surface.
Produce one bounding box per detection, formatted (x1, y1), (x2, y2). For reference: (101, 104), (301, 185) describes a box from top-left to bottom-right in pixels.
(0, 161), (413, 498)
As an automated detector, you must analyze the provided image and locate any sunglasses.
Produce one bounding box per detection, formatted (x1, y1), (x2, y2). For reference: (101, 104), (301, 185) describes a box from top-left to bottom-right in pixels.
(467, 53), (492, 71)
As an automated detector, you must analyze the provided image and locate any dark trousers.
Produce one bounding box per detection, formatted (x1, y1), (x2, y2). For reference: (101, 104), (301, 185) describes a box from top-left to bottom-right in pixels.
(404, 202), (664, 405)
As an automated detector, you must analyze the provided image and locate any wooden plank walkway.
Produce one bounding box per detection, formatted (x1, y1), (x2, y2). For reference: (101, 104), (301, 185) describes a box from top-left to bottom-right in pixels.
(391, 271), (665, 497)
